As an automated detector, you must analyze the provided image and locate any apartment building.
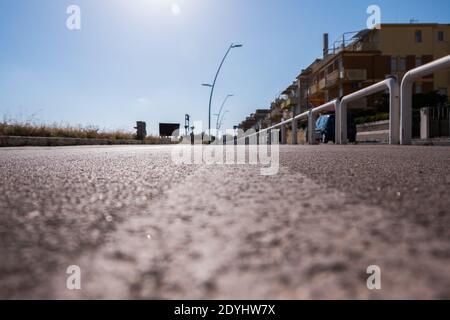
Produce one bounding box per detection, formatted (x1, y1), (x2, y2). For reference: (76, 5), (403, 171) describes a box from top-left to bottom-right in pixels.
(238, 109), (270, 131)
(238, 23), (450, 142)
(297, 23), (450, 112)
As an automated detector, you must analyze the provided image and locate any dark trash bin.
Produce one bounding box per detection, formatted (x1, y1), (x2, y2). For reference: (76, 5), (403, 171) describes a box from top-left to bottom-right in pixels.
(134, 121), (147, 140)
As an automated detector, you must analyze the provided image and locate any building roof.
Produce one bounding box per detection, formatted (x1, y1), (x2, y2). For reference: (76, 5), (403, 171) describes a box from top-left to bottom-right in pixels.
(380, 23), (450, 27)
(281, 83), (298, 95)
(352, 29), (372, 40)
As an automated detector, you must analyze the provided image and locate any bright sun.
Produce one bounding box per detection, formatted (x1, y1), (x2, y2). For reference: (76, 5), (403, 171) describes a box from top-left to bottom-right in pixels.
(130, 0), (182, 17)
(171, 3), (181, 16)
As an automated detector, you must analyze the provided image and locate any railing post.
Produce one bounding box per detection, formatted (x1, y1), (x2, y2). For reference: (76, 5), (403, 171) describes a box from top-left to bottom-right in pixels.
(400, 80), (414, 145)
(292, 118), (298, 145)
(280, 120), (286, 145)
(308, 110), (316, 145)
(389, 78), (401, 145)
(338, 99), (347, 145)
(335, 104), (340, 144)
(334, 100), (342, 144)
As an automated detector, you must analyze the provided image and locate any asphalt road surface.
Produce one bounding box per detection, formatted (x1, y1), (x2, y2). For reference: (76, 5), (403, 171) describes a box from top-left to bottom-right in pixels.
(1, 144), (449, 299)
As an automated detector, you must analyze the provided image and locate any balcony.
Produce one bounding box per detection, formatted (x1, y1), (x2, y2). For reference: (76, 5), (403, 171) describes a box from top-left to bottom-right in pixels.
(270, 107), (281, 118)
(280, 98), (297, 110)
(354, 42), (379, 52)
(326, 69), (340, 87)
(319, 78), (326, 90)
(345, 69), (367, 81)
(309, 84), (319, 95)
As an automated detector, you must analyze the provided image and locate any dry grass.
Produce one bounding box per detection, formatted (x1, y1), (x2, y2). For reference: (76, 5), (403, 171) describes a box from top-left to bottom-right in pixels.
(0, 121), (162, 142)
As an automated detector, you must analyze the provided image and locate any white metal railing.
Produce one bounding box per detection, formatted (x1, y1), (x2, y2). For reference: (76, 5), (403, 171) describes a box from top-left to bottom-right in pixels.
(400, 54), (450, 145)
(308, 99), (339, 145)
(338, 77), (399, 144)
(236, 54), (450, 146)
(237, 111), (309, 144)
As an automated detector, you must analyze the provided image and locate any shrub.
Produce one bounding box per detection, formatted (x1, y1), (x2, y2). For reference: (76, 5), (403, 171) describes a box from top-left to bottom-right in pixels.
(0, 121), (152, 141)
(354, 113), (389, 125)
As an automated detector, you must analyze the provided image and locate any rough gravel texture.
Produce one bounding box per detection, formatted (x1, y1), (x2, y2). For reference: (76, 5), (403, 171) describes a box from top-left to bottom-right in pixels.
(0, 145), (449, 299)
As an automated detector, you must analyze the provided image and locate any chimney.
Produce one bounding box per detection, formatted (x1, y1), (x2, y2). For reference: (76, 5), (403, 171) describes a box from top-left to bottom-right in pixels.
(323, 33), (329, 58)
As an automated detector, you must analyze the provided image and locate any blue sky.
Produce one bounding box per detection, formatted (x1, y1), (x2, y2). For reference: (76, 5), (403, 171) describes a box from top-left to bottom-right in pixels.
(1, 0), (449, 134)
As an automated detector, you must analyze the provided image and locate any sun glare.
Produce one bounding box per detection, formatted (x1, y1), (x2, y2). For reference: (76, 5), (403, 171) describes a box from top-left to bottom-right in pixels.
(130, 0), (182, 16)
(171, 3), (181, 16)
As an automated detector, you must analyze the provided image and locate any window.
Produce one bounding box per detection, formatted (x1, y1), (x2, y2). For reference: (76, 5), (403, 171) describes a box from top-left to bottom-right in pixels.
(415, 30), (423, 43)
(399, 57), (406, 71)
(416, 57), (422, 67)
(437, 31), (444, 42)
(390, 56), (408, 73)
(391, 57), (398, 72)
(415, 83), (423, 94)
(327, 64), (334, 74)
(334, 60), (339, 70)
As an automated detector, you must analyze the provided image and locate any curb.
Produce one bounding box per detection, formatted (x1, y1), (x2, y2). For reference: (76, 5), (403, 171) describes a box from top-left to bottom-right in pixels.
(0, 136), (174, 147)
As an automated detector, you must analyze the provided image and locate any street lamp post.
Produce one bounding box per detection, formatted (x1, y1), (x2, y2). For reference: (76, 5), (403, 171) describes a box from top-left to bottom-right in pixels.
(202, 43), (242, 142)
(216, 94), (233, 130)
(218, 110), (229, 130)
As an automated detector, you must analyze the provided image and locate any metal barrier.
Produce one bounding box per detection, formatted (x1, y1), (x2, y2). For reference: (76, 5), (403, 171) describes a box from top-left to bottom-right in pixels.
(338, 76), (399, 144)
(238, 111), (309, 144)
(308, 100), (340, 145)
(235, 54), (449, 146)
(400, 54), (450, 145)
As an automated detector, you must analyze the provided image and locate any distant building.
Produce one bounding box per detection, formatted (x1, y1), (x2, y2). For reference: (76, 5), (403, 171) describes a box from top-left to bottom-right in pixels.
(238, 109), (270, 132)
